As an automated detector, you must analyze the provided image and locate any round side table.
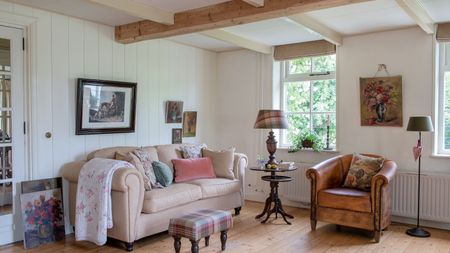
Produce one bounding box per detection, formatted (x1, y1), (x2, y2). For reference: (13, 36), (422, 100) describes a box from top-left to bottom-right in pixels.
(250, 166), (297, 225)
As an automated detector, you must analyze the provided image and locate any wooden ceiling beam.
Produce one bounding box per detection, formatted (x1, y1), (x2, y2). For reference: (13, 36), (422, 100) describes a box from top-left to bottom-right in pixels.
(241, 0), (265, 7)
(115, 0), (369, 44)
(395, 0), (434, 34)
(288, 14), (343, 46)
(90, 0), (174, 25)
(201, 29), (272, 54)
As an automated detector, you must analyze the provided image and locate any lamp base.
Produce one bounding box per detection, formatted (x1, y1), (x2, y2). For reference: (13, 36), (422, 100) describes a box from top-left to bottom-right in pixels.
(406, 227), (430, 237)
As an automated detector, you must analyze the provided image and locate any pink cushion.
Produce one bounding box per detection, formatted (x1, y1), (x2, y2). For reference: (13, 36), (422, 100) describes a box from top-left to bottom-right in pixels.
(172, 157), (216, 183)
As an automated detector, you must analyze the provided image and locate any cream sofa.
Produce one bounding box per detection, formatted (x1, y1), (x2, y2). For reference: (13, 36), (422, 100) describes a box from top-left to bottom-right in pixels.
(61, 144), (248, 251)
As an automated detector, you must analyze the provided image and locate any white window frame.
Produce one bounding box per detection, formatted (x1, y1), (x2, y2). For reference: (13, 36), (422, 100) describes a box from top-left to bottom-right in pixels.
(437, 42), (450, 155)
(279, 55), (337, 149)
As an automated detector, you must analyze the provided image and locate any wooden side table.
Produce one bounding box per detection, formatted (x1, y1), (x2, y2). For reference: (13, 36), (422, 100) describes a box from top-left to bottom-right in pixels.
(250, 166), (297, 225)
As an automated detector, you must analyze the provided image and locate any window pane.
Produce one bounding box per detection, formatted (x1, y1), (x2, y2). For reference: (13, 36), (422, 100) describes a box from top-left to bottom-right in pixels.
(285, 82), (310, 112)
(313, 114), (336, 149)
(284, 114), (310, 144)
(445, 72), (450, 110)
(312, 79), (336, 112)
(0, 78), (10, 108)
(288, 58), (311, 74)
(0, 182), (12, 215)
(445, 111), (450, 150)
(0, 111), (11, 144)
(0, 146), (11, 179)
(312, 55), (336, 73)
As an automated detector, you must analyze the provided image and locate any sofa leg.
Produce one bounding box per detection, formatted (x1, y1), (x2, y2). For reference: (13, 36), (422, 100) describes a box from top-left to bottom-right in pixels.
(125, 242), (134, 252)
(234, 207), (242, 216)
(311, 219), (317, 231)
(374, 230), (381, 243)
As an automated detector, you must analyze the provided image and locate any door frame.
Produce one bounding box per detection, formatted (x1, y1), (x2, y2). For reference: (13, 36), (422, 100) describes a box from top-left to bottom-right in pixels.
(0, 11), (36, 244)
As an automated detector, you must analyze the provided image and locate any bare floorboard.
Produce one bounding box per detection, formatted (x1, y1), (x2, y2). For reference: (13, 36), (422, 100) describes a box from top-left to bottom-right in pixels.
(1, 201), (450, 253)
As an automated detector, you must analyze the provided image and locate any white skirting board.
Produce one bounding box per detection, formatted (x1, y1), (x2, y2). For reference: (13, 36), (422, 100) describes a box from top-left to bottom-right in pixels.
(245, 163), (450, 229)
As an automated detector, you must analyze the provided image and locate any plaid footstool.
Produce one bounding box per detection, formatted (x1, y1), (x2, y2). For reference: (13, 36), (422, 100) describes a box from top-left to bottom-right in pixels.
(168, 209), (233, 253)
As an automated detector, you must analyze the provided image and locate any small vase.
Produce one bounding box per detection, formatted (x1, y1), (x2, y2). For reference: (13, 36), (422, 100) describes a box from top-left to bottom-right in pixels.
(376, 103), (386, 122)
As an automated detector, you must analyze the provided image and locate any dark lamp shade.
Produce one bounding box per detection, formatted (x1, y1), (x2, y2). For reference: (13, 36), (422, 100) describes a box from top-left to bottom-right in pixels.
(254, 109), (289, 129)
(407, 116), (434, 132)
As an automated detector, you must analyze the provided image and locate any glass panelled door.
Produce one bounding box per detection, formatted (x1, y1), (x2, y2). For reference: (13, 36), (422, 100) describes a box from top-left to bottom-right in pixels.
(0, 26), (25, 245)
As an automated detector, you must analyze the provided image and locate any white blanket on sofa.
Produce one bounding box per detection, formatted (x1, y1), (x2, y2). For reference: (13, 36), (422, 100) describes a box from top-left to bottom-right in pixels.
(75, 158), (133, 245)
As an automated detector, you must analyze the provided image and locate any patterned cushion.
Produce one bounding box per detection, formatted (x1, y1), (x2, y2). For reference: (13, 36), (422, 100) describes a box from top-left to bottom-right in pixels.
(115, 151), (152, 191)
(168, 209), (232, 241)
(180, 143), (207, 159)
(343, 154), (385, 191)
(133, 148), (162, 189)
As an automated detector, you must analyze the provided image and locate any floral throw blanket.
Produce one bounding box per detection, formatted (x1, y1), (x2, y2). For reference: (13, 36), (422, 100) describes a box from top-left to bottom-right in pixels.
(75, 158), (133, 245)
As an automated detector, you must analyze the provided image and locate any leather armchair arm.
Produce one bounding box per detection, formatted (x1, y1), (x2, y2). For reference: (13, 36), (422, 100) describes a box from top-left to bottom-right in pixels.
(372, 160), (397, 187)
(306, 156), (344, 196)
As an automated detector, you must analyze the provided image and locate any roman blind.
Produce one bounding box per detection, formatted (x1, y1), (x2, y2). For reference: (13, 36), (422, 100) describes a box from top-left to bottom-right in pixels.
(436, 22), (450, 42)
(273, 39), (336, 61)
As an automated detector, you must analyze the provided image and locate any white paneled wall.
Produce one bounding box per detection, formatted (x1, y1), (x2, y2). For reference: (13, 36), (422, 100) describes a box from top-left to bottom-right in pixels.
(0, 1), (217, 180)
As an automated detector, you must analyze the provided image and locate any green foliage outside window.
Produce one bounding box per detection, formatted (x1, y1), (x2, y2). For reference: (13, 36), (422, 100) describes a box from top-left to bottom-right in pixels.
(282, 55), (337, 150)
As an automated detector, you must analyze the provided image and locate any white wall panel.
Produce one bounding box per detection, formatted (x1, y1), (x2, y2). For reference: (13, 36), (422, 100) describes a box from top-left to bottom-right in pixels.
(0, 0), (217, 179)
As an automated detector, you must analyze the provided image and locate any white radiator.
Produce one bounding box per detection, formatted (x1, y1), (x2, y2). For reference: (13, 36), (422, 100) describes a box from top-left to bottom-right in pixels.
(272, 165), (450, 224)
(391, 172), (450, 223)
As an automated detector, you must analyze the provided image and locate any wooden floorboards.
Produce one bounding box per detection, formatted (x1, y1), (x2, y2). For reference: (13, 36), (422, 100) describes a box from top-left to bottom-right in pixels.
(2, 201), (450, 253)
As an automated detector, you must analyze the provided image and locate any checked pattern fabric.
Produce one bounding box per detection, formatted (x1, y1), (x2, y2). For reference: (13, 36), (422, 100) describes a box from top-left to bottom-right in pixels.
(168, 209), (232, 241)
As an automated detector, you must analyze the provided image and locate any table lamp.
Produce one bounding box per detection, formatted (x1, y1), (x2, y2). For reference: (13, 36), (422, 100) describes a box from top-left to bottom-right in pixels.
(406, 116), (434, 237)
(254, 109), (288, 166)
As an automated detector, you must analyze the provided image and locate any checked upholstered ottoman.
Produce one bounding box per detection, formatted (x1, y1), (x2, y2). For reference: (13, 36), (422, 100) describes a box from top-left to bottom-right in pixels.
(168, 209), (233, 253)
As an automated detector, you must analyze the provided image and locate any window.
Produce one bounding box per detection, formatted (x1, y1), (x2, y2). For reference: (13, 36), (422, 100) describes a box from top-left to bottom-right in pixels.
(437, 42), (450, 155)
(280, 54), (337, 149)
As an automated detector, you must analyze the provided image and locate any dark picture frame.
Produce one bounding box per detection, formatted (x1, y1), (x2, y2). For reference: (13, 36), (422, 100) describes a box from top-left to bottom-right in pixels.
(172, 128), (182, 144)
(76, 78), (137, 135)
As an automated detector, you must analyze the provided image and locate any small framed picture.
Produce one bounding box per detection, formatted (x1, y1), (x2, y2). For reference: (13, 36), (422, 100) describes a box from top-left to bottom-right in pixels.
(172, 128), (182, 144)
(166, 101), (183, 123)
(76, 78), (137, 135)
(183, 111), (197, 137)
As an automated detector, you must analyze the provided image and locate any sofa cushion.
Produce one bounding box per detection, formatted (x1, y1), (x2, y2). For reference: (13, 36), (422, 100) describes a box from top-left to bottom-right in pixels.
(155, 144), (184, 171)
(203, 148), (235, 179)
(180, 143), (207, 158)
(186, 178), (240, 199)
(172, 158), (216, 183)
(87, 146), (137, 160)
(152, 161), (173, 187)
(318, 188), (371, 213)
(142, 183), (202, 213)
(343, 153), (384, 191)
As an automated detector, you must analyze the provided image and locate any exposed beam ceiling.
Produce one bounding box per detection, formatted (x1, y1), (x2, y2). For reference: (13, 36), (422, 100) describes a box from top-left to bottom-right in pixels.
(201, 29), (272, 54)
(288, 14), (343, 46)
(90, 0), (174, 25)
(241, 0), (265, 7)
(115, 0), (369, 44)
(395, 0), (434, 34)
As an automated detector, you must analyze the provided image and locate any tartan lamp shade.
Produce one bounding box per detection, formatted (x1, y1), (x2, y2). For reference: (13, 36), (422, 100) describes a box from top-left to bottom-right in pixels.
(254, 110), (289, 129)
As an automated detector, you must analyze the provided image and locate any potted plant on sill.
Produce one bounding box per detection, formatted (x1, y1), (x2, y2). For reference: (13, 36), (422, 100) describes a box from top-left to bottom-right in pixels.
(288, 130), (324, 152)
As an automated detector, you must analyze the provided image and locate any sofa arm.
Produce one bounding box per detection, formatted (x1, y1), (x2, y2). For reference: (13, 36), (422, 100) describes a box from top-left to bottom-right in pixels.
(61, 161), (85, 183)
(233, 153), (248, 206)
(306, 156), (343, 199)
(372, 160), (397, 187)
(108, 168), (144, 243)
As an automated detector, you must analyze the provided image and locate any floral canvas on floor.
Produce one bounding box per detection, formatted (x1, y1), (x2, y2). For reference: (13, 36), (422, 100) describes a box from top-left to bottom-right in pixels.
(360, 76), (403, 127)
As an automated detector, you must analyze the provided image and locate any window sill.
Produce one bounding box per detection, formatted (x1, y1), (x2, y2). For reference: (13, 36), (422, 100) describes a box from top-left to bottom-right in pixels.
(430, 154), (450, 159)
(278, 147), (340, 154)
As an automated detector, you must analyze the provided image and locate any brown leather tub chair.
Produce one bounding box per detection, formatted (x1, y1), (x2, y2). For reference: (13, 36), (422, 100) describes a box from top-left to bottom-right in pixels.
(306, 154), (397, 242)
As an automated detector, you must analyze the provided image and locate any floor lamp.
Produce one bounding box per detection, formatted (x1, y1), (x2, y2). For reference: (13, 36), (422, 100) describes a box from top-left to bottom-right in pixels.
(406, 116), (434, 237)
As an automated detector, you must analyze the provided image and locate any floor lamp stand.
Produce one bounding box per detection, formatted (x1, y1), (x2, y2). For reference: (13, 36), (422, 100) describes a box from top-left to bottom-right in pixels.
(406, 131), (430, 238)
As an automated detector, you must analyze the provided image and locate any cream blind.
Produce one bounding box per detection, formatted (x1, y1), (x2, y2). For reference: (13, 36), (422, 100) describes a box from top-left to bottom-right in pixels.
(436, 22), (450, 42)
(273, 40), (336, 61)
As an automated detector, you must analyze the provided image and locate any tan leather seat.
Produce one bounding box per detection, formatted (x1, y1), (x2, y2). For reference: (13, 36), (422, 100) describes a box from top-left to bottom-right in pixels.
(186, 178), (240, 199)
(306, 154), (397, 243)
(318, 188), (371, 213)
(142, 183), (202, 213)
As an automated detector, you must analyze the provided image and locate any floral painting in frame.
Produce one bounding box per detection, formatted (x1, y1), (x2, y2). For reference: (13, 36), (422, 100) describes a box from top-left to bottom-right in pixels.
(172, 128), (182, 144)
(183, 111), (197, 137)
(166, 101), (183, 123)
(360, 76), (403, 127)
(20, 188), (65, 249)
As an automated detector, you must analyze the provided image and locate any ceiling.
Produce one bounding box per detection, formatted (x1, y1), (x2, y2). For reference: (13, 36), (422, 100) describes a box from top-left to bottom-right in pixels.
(5, 0), (450, 52)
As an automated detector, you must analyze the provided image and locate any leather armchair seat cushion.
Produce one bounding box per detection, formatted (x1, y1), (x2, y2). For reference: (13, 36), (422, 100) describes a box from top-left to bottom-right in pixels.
(142, 183), (202, 214)
(186, 178), (240, 199)
(318, 188), (371, 213)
